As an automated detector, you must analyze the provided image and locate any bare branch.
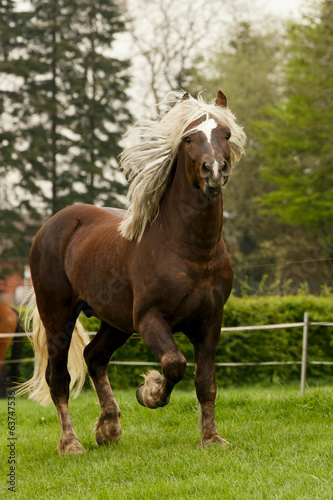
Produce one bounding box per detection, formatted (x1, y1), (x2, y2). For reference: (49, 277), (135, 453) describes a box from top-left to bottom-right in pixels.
(125, 0), (237, 117)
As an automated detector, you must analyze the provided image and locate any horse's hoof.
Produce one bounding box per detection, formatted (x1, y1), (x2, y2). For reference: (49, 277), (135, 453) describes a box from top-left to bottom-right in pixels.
(57, 438), (86, 455)
(198, 436), (229, 448)
(136, 382), (169, 409)
(94, 422), (121, 446)
(136, 370), (170, 409)
(136, 383), (146, 407)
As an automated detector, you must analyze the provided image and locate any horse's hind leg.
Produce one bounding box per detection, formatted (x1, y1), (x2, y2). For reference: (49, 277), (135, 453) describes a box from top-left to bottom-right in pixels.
(42, 307), (85, 455)
(84, 322), (131, 446)
(135, 312), (187, 409)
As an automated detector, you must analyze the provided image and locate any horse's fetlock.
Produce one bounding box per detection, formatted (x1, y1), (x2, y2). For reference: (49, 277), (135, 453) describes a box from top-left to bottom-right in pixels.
(102, 409), (121, 422)
(162, 352), (186, 383)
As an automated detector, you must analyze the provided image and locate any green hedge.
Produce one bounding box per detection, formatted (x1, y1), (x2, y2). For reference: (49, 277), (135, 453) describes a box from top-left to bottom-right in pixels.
(14, 295), (333, 388)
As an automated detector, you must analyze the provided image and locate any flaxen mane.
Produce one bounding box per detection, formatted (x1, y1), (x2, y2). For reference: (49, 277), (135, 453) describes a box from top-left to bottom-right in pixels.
(119, 92), (246, 242)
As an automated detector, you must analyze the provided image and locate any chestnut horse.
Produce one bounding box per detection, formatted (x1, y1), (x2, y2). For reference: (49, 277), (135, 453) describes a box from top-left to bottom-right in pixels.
(18, 91), (246, 454)
(0, 301), (22, 397)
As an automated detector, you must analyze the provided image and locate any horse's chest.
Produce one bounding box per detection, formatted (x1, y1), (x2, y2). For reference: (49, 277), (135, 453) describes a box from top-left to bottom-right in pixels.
(173, 268), (222, 317)
(132, 243), (231, 327)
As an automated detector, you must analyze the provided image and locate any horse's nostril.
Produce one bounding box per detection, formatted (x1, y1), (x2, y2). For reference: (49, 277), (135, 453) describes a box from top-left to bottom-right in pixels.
(200, 163), (211, 179)
(222, 161), (231, 176)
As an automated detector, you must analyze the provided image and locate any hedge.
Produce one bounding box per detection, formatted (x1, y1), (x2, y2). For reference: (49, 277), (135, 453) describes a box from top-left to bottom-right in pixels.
(15, 294), (333, 389)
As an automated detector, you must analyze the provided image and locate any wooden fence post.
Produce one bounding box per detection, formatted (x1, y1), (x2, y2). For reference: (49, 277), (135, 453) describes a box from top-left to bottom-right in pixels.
(301, 312), (309, 395)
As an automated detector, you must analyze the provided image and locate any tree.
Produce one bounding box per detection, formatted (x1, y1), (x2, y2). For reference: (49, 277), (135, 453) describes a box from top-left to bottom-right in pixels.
(257, 0), (333, 236)
(125, 0), (240, 117)
(185, 7), (333, 293)
(68, 0), (132, 206)
(0, 0), (131, 273)
(0, 1), (38, 274)
(187, 22), (284, 270)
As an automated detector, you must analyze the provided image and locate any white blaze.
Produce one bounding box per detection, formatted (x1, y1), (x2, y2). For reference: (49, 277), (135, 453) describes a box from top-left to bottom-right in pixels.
(212, 160), (219, 178)
(197, 118), (218, 145)
(197, 118), (220, 178)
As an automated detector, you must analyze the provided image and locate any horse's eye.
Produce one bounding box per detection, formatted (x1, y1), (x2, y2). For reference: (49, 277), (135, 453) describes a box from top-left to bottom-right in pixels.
(226, 132), (231, 140)
(184, 137), (191, 144)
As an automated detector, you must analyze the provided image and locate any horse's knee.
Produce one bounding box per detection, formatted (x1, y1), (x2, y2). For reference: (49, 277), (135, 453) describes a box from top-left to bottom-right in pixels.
(161, 351), (186, 383)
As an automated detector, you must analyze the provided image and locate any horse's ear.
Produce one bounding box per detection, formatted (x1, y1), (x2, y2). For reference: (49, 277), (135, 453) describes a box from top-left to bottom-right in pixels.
(181, 92), (190, 101)
(215, 90), (227, 108)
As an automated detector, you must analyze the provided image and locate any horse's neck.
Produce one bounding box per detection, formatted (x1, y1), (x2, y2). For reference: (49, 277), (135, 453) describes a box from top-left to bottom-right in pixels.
(160, 154), (223, 249)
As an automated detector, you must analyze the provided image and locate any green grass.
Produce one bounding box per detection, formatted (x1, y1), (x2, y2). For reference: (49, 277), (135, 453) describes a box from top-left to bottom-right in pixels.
(1, 384), (333, 499)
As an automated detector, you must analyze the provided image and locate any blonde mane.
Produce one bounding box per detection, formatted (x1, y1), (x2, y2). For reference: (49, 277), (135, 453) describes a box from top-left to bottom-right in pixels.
(119, 92), (246, 242)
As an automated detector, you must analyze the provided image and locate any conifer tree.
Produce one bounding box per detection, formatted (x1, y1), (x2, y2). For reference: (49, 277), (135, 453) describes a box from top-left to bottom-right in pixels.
(0, 0), (131, 272)
(67, 0), (131, 206)
(0, 1), (37, 273)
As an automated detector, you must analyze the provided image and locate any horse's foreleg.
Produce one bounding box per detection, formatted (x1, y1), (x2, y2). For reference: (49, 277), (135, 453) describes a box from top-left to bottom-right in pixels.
(84, 322), (131, 446)
(193, 324), (228, 447)
(136, 312), (186, 409)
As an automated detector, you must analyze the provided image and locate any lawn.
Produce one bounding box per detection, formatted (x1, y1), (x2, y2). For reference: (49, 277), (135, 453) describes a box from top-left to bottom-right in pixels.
(1, 383), (333, 499)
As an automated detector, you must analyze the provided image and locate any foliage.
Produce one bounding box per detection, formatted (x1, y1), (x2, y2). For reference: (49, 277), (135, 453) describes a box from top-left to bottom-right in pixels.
(64, 0), (132, 207)
(220, 294), (333, 385)
(188, 22), (281, 254)
(186, 10), (333, 293)
(186, 22), (297, 287)
(17, 294), (332, 389)
(1, 387), (333, 498)
(0, 0), (131, 271)
(257, 0), (333, 234)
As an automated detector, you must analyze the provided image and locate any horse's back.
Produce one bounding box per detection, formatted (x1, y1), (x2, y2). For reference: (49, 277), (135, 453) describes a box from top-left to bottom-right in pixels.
(32, 204), (130, 270)
(34, 204), (124, 248)
(47, 203), (125, 225)
(30, 204), (134, 328)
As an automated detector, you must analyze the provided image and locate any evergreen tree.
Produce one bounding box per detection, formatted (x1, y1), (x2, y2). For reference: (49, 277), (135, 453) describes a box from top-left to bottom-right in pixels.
(0, 0), (131, 274)
(0, 1), (37, 275)
(68, 0), (131, 206)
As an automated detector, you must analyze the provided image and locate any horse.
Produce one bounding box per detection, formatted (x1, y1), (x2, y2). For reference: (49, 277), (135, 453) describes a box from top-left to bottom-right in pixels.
(18, 91), (246, 454)
(0, 301), (23, 397)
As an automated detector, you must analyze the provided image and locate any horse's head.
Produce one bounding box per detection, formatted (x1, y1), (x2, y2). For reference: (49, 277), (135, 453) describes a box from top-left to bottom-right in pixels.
(119, 90), (245, 241)
(181, 91), (232, 199)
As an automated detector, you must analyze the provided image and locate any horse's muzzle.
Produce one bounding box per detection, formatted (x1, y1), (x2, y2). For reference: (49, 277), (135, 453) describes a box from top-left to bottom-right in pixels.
(204, 184), (222, 199)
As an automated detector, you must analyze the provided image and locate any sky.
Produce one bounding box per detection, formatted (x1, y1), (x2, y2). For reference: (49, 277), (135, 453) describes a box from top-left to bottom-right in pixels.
(17, 0), (306, 17)
(264, 0), (304, 18)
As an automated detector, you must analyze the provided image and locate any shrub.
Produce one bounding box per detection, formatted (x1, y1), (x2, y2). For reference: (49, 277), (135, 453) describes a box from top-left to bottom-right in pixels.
(11, 295), (333, 388)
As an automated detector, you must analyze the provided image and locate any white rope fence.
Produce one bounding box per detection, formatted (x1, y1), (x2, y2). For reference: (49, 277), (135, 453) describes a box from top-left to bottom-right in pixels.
(1, 313), (333, 394)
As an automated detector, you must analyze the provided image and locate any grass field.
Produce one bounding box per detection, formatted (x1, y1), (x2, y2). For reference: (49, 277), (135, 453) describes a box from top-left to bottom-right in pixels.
(1, 383), (333, 499)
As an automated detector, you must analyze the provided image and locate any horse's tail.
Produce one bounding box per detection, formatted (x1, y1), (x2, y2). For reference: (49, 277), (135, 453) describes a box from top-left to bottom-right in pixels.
(16, 292), (90, 406)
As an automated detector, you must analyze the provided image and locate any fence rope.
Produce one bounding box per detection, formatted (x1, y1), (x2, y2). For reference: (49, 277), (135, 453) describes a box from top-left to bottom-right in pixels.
(1, 320), (333, 340)
(233, 256), (333, 270)
(1, 319), (333, 368)
(2, 359), (333, 366)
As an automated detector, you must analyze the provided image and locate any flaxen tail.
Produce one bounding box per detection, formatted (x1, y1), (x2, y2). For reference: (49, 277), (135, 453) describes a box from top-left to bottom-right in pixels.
(16, 292), (90, 406)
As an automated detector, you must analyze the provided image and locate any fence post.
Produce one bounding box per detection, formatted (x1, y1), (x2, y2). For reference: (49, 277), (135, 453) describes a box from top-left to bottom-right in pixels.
(300, 312), (309, 395)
